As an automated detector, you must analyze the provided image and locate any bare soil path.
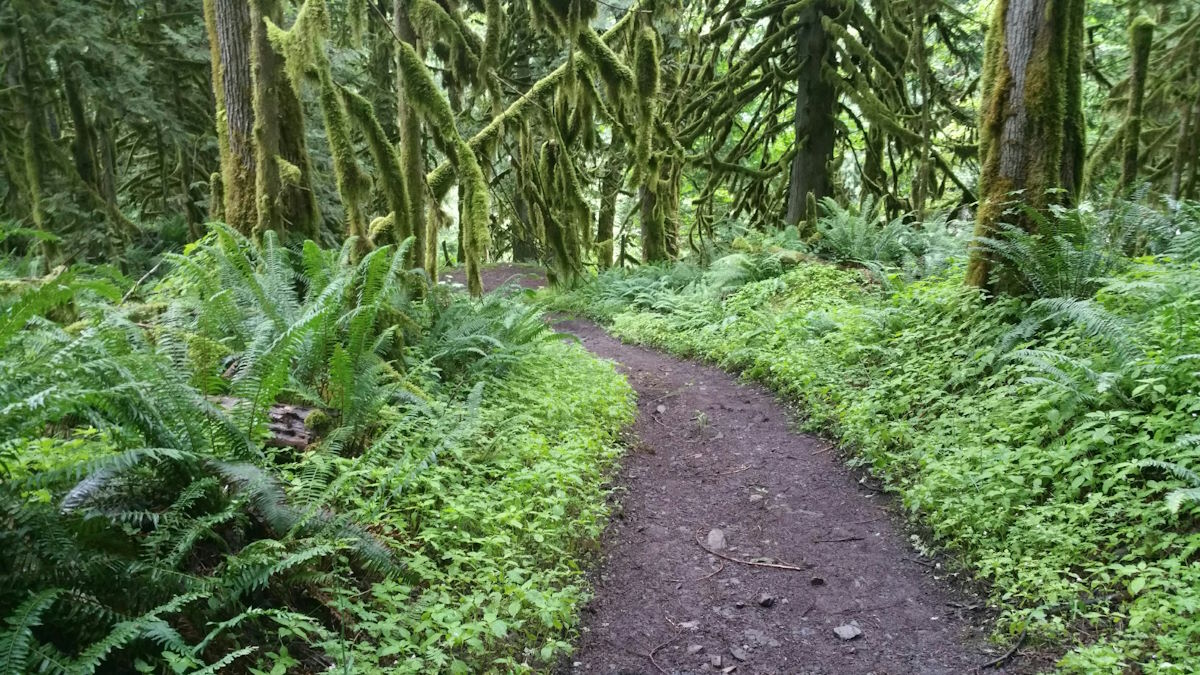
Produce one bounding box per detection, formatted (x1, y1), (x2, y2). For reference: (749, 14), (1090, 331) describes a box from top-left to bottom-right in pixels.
(452, 265), (1037, 674)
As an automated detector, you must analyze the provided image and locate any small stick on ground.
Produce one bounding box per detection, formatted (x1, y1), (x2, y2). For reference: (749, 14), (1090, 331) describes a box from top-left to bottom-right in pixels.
(711, 464), (753, 477)
(978, 626), (1027, 670)
(814, 536), (865, 543)
(845, 514), (887, 525)
(673, 562), (725, 589)
(647, 629), (684, 674)
(695, 535), (813, 572)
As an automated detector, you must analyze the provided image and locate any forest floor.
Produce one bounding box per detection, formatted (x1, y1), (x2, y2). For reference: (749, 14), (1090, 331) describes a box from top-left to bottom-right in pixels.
(454, 266), (1046, 674)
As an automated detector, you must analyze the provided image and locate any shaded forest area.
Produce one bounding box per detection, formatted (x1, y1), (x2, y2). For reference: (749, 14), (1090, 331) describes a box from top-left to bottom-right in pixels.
(2, 0), (1200, 672)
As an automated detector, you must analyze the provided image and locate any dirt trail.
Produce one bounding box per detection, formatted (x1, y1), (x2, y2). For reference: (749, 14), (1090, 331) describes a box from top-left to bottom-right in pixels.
(458, 266), (1036, 674)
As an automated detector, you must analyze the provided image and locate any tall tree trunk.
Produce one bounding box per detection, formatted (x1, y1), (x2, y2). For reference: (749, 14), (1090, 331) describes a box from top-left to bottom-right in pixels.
(249, 0), (283, 236)
(395, 0), (428, 272)
(1060, 0), (1086, 198)
(14, 22), (54, 263)
(639, 174), (667, 263)
(596, 137), (623, 269)
(965, 0), (1085, 294)
(1118, 17), (1155, 191)
(63, 69), (99, 191)
(205, 0), (256, 233)
(1170, 89), (1199, 200)
(784, 0), (836, 228)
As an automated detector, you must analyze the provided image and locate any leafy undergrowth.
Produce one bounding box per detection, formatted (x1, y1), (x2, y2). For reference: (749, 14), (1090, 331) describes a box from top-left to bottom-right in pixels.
(0, 228), (633, 673)
(545, 259), (1200, 673)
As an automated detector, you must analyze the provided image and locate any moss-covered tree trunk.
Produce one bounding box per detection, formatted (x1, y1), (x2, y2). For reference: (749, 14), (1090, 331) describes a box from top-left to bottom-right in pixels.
(596, 139), (623, 269)
(1118, 17), (1155, 191)
(965, 0), (1085, 294)
(639, 175), (667, 263)
(14, 23), (54, 263)
(249, 0), (283, 237)
(395, 0), (428, 273)
(784, 0), (836, 228)
(206, 0), (256, 234)
(1169, 87), (1199, 200)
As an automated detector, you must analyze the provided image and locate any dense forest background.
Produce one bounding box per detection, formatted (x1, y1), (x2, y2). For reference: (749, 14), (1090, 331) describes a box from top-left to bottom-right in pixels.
(2, 0), (1200, 672)
(4, 0), (1198, 284)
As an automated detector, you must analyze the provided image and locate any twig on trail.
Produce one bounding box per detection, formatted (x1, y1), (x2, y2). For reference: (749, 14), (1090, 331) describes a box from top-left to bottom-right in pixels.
(648, 388), (683, 404)
(647, 629), (684, 674)
(978, 626), (1027, 669)
(811, 444), (836, 456)
(814, 536), (865, 543)
(673, 561), (725, 589)
(694, 535), (813, 572)
(845, 514), (887, 525)
(711, 464), (753, 476)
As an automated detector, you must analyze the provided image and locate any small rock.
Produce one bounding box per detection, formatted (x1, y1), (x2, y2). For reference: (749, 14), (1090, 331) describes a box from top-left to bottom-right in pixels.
(734, 600), (746, 608)
(656, 404), (667, 414)
(710, 654), (723, 667)
(706, 528), (727, 551)
(834, 623), (862, 641)
(680, 620), (700, 630)
(748, 494), (764, 503)
(757, 593), (776, 608)
(687, 643), (704, 655)
(730, 646), (749, 662)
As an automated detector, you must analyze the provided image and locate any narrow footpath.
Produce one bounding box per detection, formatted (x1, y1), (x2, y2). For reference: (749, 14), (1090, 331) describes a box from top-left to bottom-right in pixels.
(459, 267), (1037, 674)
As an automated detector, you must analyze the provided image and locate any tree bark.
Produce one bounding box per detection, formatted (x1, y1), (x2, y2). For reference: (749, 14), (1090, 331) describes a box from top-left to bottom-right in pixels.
(639, 177), (667, 263)
(596, 137), (623, 269)
(1118, 17), (1155, 191)
(206, 0), (256, 233)
(965, 0), (1085, 294)
(249, 0), (282, 237)
(784, 0), (836, 228)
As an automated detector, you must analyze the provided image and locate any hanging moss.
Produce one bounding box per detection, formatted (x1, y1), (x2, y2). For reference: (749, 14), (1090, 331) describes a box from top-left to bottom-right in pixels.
(319, 69), (371, 244)
(341, 86), (414, 250)
(369, 212), (394, 239)
(409, 0), (482, 83)
(530, 0), (598, 39)
(276, 156), (301, 186)
(425, 3), (642, 198)
(457, 139), (491, 297)
(579, 27), (635, 92)
(395, 39), (460, 145)
(268, 0), (369, 243)
(480, 0), (504, 78)
(209, 171), (225, 221)
(634, 26), (660, 179)
(347, 0), (367, 46)
(265, 0), (329, 91)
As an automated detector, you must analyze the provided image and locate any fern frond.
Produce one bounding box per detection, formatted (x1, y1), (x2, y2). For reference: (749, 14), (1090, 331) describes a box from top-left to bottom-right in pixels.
(0, 589), (62, 675)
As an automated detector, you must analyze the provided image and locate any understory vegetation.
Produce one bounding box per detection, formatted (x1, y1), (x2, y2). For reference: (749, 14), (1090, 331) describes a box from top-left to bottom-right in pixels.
(545, 199), (1200, 673)
(0, 230), (633, 673)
